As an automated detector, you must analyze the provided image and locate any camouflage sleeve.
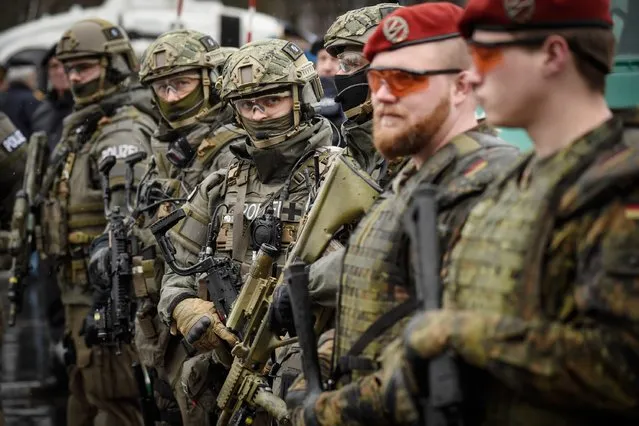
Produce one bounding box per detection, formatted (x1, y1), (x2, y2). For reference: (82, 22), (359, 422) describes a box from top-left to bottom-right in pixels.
(157, 169), (227, 326)
(307, 247), (344, 308)
(289, 373), (390, 426)
(91, 108), (155, 216)
(396, 195), (639, 413)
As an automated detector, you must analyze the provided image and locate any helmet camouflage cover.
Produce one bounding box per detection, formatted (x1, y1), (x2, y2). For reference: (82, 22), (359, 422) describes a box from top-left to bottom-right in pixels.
(324, 3), (402, 56)
(56, 18), (137, 71)
(217, 38), (322, 104)
(139, 29), (225, 83)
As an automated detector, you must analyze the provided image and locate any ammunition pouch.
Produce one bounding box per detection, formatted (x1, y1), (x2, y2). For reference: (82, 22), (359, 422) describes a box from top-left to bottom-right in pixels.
(135, 303), (172, 370)
(42, 198), (66, 257)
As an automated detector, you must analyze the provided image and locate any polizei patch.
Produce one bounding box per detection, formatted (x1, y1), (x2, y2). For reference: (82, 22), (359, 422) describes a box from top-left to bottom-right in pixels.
(100, 144), (139, 161)
(1, 130), (26, 153)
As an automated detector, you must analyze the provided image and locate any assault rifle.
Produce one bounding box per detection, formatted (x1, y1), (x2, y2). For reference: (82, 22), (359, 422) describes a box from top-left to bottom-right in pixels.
(216, 154), (382, 425)
(403, 185), (464, 426)
(89, 152), (147, 352)
(150, 208), (240, 323)
(7, 131), (48, 326)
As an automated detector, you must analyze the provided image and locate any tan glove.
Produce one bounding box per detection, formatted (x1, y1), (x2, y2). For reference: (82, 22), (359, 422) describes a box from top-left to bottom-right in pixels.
(172, 298), (239, 352)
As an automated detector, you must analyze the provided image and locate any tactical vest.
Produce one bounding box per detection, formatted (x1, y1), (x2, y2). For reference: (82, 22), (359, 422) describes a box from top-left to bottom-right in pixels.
(174, 146), (342, 281)
(42, 105), (154, 305)
(443, 119), (629, 425)
(334, 132), (496, 383)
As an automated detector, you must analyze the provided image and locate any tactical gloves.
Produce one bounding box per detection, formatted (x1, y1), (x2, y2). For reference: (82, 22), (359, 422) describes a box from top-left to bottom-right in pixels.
(172, 298), (239, 352)
(270, 284), (297, 336)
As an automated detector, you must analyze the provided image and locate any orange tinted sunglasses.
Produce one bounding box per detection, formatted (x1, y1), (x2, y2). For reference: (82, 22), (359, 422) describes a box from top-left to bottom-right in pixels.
(366, 67), (462, 98)
(468, 37), (548, 75)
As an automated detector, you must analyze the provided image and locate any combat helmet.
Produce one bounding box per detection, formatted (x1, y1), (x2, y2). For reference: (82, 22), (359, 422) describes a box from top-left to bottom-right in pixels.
(324, 3), (401, 121)
(56, 18), (137, 105)
(217, 39), (323, 147)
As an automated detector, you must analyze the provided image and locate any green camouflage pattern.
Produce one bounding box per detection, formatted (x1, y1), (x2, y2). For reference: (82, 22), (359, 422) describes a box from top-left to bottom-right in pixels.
(287, 125), (519, 425)
(333, 126), (519, 383)
(216, 39), (322, 102)
(324, 3), (402, 56)
(308, 117), (639, 426)
(56, 18), (137, 70)
(139, 29), (224, 83)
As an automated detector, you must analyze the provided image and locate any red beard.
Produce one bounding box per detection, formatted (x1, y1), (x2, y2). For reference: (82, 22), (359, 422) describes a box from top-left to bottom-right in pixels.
(373, 94), (450, 160)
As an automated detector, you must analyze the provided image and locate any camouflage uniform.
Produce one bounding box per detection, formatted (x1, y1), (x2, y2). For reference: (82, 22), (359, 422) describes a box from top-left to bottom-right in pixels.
(288, 124), (520, 425)
(300, 116), (639, 426)
(41, 19), (156, 426)
(0, 112), (27, 255)
(135, 30), (241, 425)
(157, 39), (337, 414)
(325, 3), (406, 188)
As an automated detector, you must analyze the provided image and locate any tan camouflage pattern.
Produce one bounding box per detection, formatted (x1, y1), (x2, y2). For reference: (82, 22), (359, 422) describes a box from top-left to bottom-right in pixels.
(56, 18), (137, 71)
(323, 3), (402, 56)
(307, 117), (639, 426)
(139, 29), (224, 83)
(216, 39), (322, 103)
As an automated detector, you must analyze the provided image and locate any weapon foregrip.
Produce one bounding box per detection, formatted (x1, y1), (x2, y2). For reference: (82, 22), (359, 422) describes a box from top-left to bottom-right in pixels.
(284, 261), (323, 397)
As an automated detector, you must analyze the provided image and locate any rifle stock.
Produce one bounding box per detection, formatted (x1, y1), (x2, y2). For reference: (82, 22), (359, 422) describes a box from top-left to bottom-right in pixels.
(216, 244), (295, 426)
(403, 185), (463, 426)
(7, 131), (48, 326)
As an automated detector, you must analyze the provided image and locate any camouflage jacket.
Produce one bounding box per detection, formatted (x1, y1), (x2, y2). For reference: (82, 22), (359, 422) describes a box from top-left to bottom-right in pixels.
(305, 116), (639, 426)
(289, 123), (520, 424)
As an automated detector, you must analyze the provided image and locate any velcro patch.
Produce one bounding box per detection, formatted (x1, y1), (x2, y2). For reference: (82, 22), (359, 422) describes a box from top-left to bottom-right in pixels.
(463, 159), (487, 178)
(1, 130), (26, 153)
(282, 42), (303, 60)
(199, 35), (220, 52)
(103, 26), (124, 41)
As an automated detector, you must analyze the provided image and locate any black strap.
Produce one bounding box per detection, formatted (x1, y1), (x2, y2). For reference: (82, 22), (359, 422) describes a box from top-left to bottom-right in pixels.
(337, 298), (420, 375)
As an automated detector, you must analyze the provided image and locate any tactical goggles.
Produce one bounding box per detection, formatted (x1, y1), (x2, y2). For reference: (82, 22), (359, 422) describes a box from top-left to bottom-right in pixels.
(151, 73), (201, 100)
(468, 36), (610, 76)
(232, 91), (292, 119)
(337, 51), (370, 74)
(366, 67), (462, 98)
(63, 60), (101, 76)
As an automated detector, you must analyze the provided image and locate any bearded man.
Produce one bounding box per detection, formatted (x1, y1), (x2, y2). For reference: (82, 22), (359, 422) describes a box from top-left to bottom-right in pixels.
(284, 3), (521, 425)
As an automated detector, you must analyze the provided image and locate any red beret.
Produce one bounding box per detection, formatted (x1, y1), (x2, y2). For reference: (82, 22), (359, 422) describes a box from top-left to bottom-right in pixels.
(363, 2), (464, 62)
(459, 0), (613, 39)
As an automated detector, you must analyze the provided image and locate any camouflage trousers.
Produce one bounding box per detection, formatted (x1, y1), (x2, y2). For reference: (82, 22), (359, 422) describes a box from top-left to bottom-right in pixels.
(66, 304), (143, 426)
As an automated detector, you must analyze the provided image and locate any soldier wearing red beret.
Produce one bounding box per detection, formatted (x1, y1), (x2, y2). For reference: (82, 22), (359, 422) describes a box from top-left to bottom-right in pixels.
(361, 1), (639, 426)
(284, 3), (520, 425)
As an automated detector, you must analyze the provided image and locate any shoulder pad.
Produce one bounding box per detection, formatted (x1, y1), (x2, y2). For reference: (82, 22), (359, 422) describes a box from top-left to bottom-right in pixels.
(559, 127), (639, 217)
(0, 127), (27, 154)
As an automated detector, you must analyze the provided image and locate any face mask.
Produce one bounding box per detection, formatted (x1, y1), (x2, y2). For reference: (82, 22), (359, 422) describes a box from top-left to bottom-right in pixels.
(157, 87), (205, 125)
(333, 67), (370, 115)
(240, 113), (294, 141)
(71, 78), (102, 103)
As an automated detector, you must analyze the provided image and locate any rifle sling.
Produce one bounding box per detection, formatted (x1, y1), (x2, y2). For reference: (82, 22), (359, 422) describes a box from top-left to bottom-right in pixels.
(337, 298), (420, 376)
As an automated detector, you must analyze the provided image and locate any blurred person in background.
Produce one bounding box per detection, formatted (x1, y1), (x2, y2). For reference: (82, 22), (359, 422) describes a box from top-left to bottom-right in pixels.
(0, 59), (42, 138)
(32, 44), (74, 152)
(310, 38), (345, 145)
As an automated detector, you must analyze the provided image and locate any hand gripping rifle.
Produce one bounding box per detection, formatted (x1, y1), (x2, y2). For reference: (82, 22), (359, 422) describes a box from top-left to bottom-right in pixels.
(217, 154), (383, 425)
(403, 185), (464, 426)
(91, 152), (147, 352)
(7, 131), (48, 326)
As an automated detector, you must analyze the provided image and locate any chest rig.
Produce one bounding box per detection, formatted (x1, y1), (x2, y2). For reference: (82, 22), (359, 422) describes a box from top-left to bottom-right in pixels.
(216, 149), (336, 273)
(444, 121), (625, 425)
(333, 135), (484, 383)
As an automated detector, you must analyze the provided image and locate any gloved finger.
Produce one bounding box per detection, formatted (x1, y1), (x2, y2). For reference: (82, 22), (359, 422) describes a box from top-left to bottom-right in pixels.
(186, 316), (211, 345)
(212, 321), (239, 347)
